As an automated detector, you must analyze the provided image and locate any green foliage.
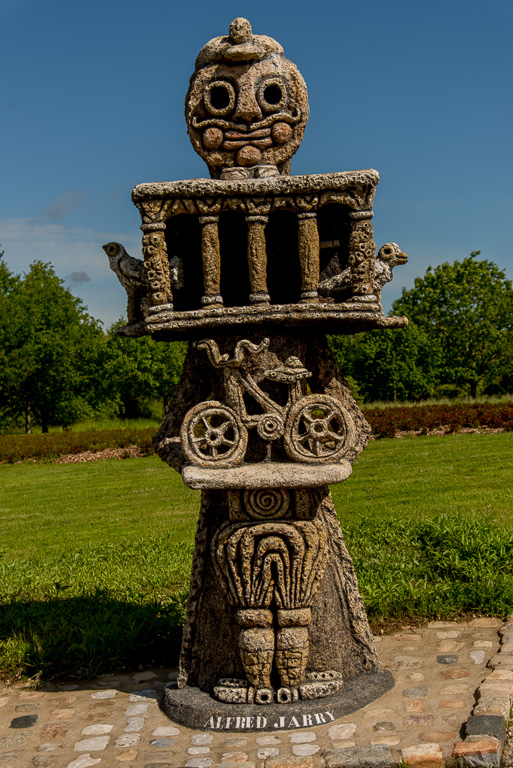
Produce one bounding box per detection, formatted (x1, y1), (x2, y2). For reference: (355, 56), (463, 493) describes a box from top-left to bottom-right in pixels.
(0, 255), (187, 432)
(330, 253), (513, 402)
(0, 537), (192, 679)
(352, 323), (442, 402)
(102, 327), (187, 419)
(0, 261), (107, 432)
(393, 252), (513, 398)
(345, 513), (513, 620)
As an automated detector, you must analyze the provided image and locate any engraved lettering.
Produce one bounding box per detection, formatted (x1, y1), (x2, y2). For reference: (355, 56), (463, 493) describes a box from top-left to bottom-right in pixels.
(256, 716), (267, 729)
(325, 710), (335, 722)
(302, 713), (313, 726)
(314, 712), (327, 724)
(206, 716), (215, 728)
(274, 716), (286, 729)
(247, 716), (254, 729)
(288, 715), (300, 728)
(225, 717), (233, 729)
(216, 717), (222, 729)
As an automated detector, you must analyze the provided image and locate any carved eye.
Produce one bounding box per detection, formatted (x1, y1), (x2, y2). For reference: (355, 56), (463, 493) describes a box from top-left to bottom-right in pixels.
(107, 244), (117, 256)
(257, 78), (287, 112)
(204, 80), (236, 116)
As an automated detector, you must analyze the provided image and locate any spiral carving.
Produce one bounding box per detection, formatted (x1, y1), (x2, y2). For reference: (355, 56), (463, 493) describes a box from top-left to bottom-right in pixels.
(243, 488), (290, 520)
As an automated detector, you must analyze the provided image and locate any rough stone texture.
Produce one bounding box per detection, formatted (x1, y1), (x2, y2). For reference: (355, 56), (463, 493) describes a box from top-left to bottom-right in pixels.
(150, 332), (386, 721)
(266, 757), (316, 768)
(487, 653), (513, 669)
(401, 743), (445, 768)
(120, 167), (409, 340)
(473, 696), (510, 717)
(465, 715), (506, 743)
(323, 745), (394, 768)
(452, 738), (502, 767)
(101, 16), (414, 733)
(185, 18), (309, 179)
(162, 669), (394, 730)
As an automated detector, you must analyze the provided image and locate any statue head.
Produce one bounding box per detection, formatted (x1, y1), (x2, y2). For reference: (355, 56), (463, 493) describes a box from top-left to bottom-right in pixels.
(185, 18), (309, 179)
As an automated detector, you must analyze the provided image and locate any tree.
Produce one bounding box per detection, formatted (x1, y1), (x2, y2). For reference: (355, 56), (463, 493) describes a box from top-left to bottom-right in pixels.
(350, 323), (442, 402)
(393, 253), (513, 398)
(102, 326), (187, 419)
(0, 261), (107, 432)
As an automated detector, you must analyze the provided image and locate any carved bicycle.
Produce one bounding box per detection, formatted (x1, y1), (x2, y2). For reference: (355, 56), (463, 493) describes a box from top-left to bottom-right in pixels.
(180, 338), (355, 467)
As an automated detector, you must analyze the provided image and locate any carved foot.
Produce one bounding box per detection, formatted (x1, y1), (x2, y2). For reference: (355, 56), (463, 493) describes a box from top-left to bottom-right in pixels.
(299, 670), (344, 699)
(237, 609), (274, 691)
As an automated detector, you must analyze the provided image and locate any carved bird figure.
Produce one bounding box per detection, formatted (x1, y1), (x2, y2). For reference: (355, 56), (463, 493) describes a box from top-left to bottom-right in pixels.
(318, 242), (408, 299)
(103, 242), (147, 324)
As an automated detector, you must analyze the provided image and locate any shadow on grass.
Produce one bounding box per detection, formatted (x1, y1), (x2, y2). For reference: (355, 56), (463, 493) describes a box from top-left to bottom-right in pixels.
(0, 594), (184, 682)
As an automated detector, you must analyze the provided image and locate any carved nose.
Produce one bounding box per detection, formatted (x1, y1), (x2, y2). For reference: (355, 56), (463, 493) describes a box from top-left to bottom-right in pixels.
(233, 87), (262, 123)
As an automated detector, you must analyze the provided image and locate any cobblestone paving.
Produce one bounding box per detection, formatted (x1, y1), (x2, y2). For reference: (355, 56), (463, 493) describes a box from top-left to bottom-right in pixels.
(0, 619), (503, 767)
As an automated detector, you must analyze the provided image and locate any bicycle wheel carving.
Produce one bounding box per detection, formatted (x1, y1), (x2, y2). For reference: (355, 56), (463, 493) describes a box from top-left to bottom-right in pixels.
(284, 395), (355, 463)
(181, 401), (248, 467)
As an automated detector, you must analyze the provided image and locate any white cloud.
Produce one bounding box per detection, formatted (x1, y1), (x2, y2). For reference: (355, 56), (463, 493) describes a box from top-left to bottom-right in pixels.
(0, 217), (141, 327)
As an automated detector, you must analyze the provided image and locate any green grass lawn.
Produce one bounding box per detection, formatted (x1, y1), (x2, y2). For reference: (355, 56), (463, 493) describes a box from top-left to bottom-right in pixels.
(1, 432), (513, 681)
(0, 459), (199, 560)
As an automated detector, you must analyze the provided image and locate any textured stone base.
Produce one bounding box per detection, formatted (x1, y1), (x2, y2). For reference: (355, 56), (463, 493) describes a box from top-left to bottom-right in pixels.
(161, 669), (394, 731)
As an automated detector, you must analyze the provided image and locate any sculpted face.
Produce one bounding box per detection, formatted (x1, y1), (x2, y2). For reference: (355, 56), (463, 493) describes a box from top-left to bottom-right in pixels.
(185, 19), (309, 177)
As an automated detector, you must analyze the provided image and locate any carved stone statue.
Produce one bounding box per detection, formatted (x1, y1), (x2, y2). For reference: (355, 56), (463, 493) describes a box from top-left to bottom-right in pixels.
(106, 18), (408, 731)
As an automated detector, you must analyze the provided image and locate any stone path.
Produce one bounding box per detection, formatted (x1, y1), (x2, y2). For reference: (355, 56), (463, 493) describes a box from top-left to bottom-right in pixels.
(0, 618), (509, 768)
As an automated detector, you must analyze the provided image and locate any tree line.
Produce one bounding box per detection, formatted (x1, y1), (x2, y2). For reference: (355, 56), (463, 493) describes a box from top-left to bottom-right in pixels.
(1, 250), (512, 433)
(329, 252), (513, 402)
(0, 254), (186, 433)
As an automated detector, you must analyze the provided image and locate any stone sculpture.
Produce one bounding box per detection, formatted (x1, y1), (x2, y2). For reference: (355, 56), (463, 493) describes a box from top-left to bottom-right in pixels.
(105, 18), (408, 730)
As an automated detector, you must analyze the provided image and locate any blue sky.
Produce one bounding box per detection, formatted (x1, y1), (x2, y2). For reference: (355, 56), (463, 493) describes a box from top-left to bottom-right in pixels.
(1, 0), (512, 328)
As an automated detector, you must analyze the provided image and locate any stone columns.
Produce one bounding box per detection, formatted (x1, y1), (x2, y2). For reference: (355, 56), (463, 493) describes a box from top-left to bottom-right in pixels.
(199, 215), (223, 307)
(142, 224), (173, 309)
(297, 212), (320, 301)
(246, 215), (270, 304)
(348, 210), (375, 297)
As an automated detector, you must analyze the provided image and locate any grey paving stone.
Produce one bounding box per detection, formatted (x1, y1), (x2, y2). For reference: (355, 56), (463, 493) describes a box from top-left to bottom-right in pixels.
(191, 733), (213, 745)
(465, 715), (506, 744)
(73, 736), (109, 752)
(323, 745), (394, 768)
(185, 759), (212, 768)
(289, 731), (317, 743)
(9, 714), (38, 728)
(293, 744), (320, 756)
(125, 703), (149, 716)
(153, 726), (180, 737)
(257, 747), (280, 758)
(0, 732), (29, 748)
(67, 756), (102, 768)
(437, 654), (458, 664)
(149, 738), (177, 748)
(221, 737), (247, 747)
(403, 686), (428, 698)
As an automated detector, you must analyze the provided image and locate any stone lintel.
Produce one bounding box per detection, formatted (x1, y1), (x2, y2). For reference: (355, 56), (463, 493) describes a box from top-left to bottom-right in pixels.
(132, 170), (379, 208)
(182, 461), (352, 490)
